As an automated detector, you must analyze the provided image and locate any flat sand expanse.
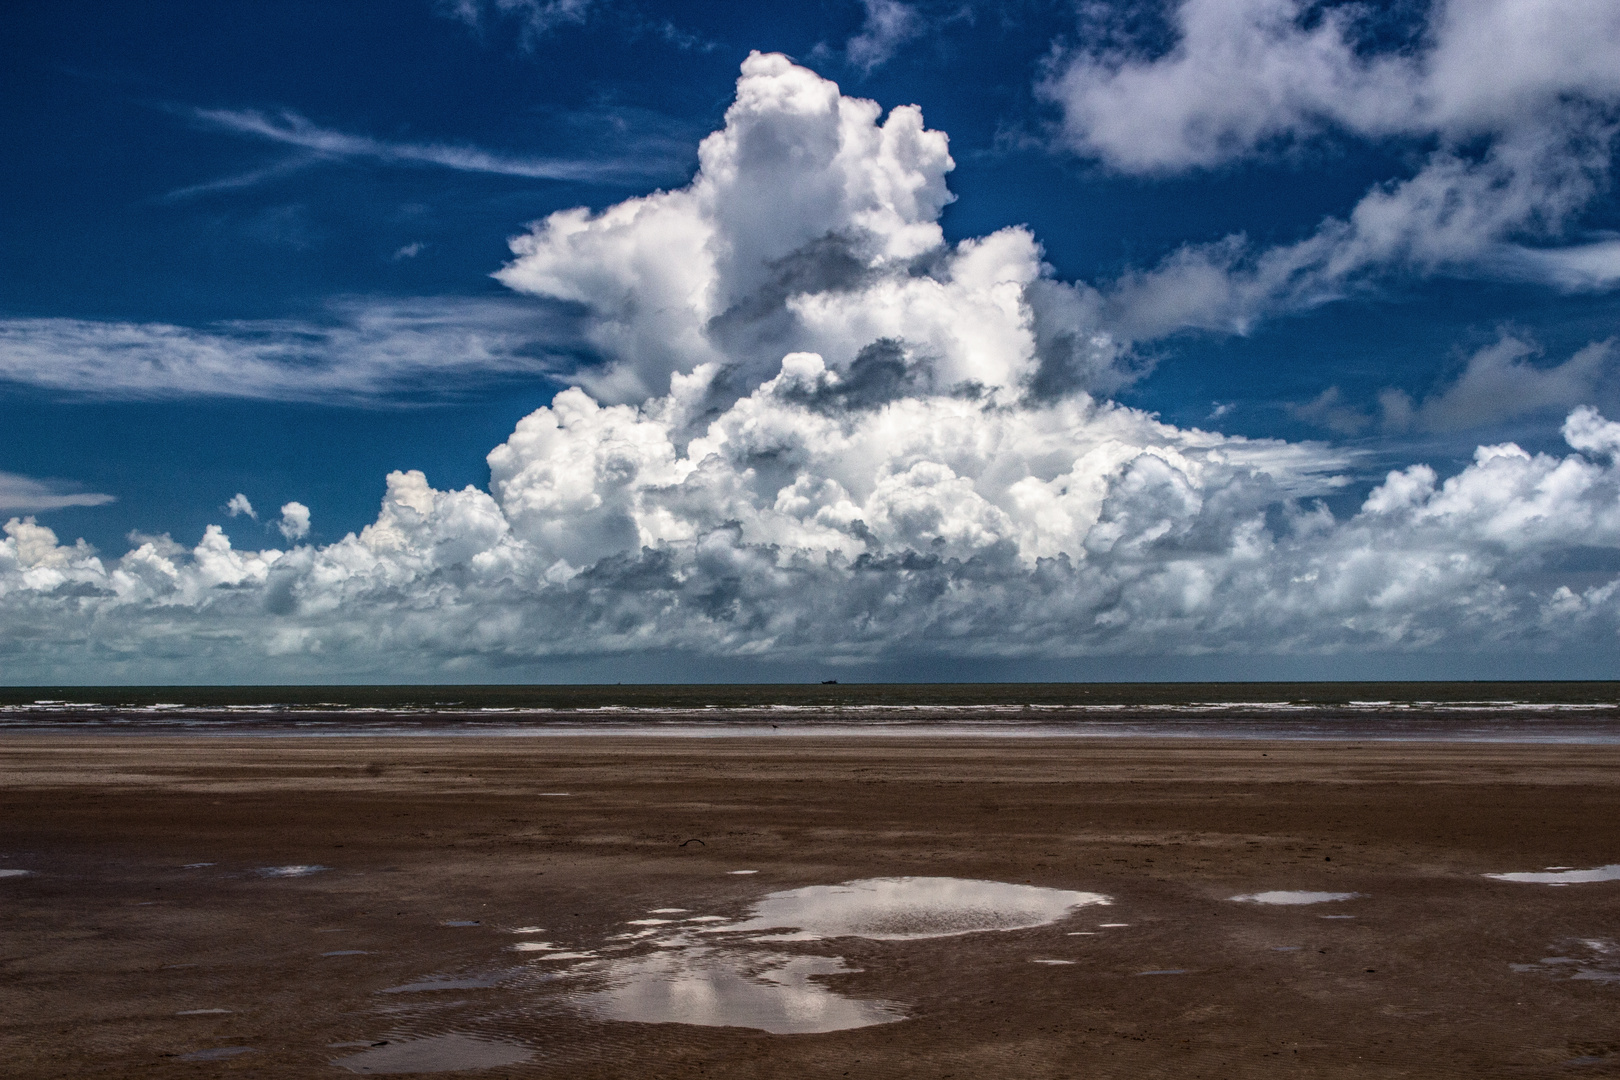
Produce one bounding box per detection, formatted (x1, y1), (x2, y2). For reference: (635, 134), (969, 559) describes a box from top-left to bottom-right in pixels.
(4, 736), (1620, 1077)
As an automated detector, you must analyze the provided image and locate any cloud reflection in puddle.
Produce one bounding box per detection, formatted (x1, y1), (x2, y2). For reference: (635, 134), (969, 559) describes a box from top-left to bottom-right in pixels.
(543, 877), (1109, 1034)
(568, 948), (904, 1033)
(711, 877), (1111, 942)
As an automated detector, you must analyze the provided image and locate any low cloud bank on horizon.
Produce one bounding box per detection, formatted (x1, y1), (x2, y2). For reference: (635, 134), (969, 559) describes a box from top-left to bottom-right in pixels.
(7, 44), (1620, 682)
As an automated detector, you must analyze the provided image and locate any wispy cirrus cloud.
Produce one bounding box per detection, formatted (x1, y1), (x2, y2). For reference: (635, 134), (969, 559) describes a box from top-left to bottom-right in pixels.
(160, 156), (321, 203)
(437, 0), (595, 48)
(845, 0), (926, 72)
(0, 298), (580, 403)
(189, 107), (678, 183)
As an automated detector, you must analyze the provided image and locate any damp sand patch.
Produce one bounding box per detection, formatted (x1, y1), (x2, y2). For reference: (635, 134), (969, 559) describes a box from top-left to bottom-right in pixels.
(178, 1046), (255, 1062)
(332, 1034), (532, 1074)
(380, 974), (505, 994)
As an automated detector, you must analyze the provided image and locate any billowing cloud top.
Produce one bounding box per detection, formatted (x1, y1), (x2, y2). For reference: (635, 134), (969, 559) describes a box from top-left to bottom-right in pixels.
(6, 55), (1620, 681)
(496, 51), (1127, 403)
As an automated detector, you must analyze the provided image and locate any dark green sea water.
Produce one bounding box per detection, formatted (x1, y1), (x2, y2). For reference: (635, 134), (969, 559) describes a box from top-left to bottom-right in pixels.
(3, 683), (1620, 740)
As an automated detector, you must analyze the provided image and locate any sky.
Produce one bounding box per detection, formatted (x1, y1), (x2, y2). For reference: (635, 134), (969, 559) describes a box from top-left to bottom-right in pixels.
(5, 0), (1620, 683)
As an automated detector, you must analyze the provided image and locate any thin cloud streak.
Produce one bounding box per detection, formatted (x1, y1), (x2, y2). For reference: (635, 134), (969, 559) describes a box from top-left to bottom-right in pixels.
(0, 298), (578, 403)
(0, 473), (115, 513)
(160, 155), (322, 203)
(191, 107), (680, 183)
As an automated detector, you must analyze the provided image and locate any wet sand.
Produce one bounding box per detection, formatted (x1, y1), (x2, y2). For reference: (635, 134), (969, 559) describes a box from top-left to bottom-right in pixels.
(3, 735), (1620, 1077)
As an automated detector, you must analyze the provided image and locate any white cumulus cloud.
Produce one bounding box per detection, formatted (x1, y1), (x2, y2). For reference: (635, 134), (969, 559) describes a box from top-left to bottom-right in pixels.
(1044, 0), (1620, 332)
(277, 502), (311, 542)
(8, 55), (1620, 680)
(496, 51), (1131, 404)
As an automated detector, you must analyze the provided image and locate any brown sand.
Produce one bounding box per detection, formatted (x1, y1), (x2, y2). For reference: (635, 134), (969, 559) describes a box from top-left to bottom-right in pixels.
(3, 735), (1620, 1077)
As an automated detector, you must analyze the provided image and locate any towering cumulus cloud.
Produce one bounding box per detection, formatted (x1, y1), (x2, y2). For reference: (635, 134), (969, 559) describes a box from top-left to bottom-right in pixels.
(6, 54), (1620, 680)
(496, 52), (1128, 403)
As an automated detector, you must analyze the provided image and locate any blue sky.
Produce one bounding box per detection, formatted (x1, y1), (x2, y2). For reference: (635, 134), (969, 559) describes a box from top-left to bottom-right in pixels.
(6, 1), (1620, 681)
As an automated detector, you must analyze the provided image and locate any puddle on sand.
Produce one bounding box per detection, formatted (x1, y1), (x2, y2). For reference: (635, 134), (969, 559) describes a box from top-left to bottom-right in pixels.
(545, 877), (1109, 1034)
(0, 869), (31, 879)
(713, 877), (1110, 941)
(509, 943), (596, 960)
(1511, 939), (1620, 984)
(569, 948), (904, 1034)
(1230, 891), (1360, 905)
(441, 920), (480, 927)
(178, 1047), (255, 1061)
(1031, 959), (1075, 965)
(332, 1034), (532, 1074)
(378, 877), (1110, 1037)
(256, 865), (328, 878)
(1485, 864), (1620, 885)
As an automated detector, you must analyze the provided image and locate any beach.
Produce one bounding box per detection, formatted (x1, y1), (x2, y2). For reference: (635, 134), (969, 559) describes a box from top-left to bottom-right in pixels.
(5, 734), (1620, 1077)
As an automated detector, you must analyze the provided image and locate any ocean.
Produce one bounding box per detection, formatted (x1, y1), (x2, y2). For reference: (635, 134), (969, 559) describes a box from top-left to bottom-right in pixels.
(3, 682), (1620, 741)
